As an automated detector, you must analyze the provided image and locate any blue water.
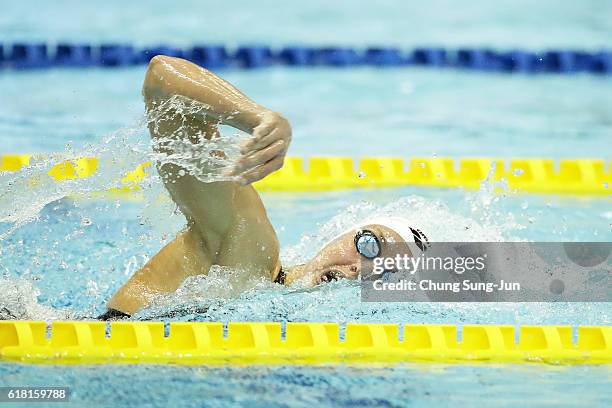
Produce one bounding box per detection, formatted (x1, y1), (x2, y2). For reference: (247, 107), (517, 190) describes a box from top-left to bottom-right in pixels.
(1, 0), (611, 48)
(1, 363), (610, 408)
(1, 1), (612, 407)
(2, 67), (612, 157)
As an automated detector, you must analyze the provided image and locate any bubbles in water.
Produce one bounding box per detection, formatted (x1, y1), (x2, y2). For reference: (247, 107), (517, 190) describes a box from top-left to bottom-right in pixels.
(0, 95), (256, 319)
(146, 95), (246, 185)
(0, 277), (72, 320)
(281, 195), (509, 268)
(0, 95), (245, 241)
(136, 265), (273, 319)
(3, 94), (604, 323)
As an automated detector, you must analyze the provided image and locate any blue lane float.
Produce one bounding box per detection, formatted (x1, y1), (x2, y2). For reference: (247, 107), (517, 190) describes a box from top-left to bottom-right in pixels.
(10, 43), (50, 69)
(0, 43), (610, 74)
(191, 45), (229, 68)
(278, 46), (315, 66)
(412, 47), (447, 67)
(316, 47), (364, 66)
(55, 44), (94, 67)
(364, 48), (406, 66)
(235, 46), (274, 68)
(99, 44), (135, 67)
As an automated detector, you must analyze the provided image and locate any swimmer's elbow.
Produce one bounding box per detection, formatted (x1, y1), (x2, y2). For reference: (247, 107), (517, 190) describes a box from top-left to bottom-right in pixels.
(142, 55), (181, 100)
(149, 54), (175, 67)
(142, 55), (213, 102)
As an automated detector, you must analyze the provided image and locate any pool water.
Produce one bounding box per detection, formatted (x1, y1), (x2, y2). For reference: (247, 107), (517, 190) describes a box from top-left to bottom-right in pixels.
(2, 67), (612, 157)
(1, 0), (611, 48)
(1, 1), (611, 407)
(0, 147), (610, 408)
(0, 189), (609, 320)
(1, 363), (610, 408)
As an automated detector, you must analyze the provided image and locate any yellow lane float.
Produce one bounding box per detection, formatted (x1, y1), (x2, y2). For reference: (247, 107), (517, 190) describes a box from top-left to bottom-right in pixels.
(0, 321), (610, 365)
(1, 155), (610, 196)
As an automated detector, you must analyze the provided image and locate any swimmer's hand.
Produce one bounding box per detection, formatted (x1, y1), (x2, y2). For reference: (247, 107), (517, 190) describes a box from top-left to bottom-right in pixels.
(228, 111), (291, 185)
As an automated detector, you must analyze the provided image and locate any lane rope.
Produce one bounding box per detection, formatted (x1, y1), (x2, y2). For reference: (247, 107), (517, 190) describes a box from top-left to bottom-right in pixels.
(0, 321), (610, 365)
(1, 43), (611, 74)
(1, 154), (610, 196)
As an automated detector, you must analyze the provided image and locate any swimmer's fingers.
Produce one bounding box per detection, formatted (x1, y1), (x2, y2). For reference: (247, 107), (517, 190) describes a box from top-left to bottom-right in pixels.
(238, 155), (285, 186)
(251, 118), (275, 140)
(228, 111), (290, 182)
(241, 120), (273, 153)
(241, 127), (284, 155)
(241, 112), (291, 154)
(230, 139), (287, 177)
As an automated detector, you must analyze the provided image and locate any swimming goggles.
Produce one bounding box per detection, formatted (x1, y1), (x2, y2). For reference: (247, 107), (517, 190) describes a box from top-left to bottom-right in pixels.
(354, 229), (382, 259)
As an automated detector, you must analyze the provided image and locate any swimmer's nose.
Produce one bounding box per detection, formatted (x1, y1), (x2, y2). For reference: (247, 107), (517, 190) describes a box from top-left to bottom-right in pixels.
(345, 264), (360, 279)
(316, 269), (342, 284)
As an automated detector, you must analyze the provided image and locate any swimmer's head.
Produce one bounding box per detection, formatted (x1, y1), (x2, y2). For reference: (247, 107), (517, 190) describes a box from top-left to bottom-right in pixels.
(284, 217), (428, 286)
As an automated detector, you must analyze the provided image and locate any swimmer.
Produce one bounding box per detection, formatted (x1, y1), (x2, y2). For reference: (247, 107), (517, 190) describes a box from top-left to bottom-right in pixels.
(99, 56), (425, 320)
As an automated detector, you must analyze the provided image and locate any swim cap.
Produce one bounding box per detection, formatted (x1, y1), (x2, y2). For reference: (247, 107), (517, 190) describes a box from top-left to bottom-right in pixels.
(320, 216), (429, 257)
(362, 216), (429, 252)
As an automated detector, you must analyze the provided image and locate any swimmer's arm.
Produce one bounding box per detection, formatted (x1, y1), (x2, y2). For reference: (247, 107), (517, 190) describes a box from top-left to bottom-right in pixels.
(106, 226), (211, 315)
(143, 55), (291, 184)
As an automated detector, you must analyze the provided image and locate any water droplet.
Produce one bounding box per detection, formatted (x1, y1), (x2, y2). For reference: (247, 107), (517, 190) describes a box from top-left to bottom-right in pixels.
(178, 169), (186, 177)
(521, 202), (528, 210)
(358, 171), (366, 179)
(81, 217), (92, 226)
(513, 168), (524, 176)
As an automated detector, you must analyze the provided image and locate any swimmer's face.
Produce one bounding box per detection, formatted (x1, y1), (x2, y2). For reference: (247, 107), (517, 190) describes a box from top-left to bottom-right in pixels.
(289, 224), (410, 287)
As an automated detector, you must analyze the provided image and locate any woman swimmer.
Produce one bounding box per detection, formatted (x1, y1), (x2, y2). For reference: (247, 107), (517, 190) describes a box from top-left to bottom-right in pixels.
(100, 56), (425, 320)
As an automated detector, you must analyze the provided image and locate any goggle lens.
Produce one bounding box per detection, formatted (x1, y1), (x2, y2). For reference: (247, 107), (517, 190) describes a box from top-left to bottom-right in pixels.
(355, 230), (381, 259)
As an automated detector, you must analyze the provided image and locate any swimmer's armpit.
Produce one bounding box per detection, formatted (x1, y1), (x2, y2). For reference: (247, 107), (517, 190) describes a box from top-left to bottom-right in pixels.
(97, 308), (131, 321)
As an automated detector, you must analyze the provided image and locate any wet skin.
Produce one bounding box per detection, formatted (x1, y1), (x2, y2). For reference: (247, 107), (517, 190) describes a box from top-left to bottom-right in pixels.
(106, 56), (409, 315)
